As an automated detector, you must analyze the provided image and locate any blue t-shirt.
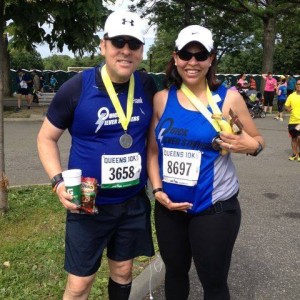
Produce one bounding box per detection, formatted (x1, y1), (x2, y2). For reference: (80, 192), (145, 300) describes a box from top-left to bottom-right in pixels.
(155, 85), (239, 214)
(278, 85), (287, 101)
(47, 66), (157, 205)
(287, 77), (296, 91)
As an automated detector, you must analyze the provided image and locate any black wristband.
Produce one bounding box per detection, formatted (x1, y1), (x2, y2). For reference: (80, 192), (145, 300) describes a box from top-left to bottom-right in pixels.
(51, 173), (63, 188)
(152, 188), (163, 195)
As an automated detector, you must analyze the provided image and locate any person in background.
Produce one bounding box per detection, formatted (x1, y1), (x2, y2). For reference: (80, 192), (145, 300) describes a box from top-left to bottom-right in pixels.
(262, 72), (277, 114)
(237, 73), (249, 89)
(37, 10), (156, 300)
(49, 74), (58, 92)
(286, 73), (296, 96)
(285, 79), (300, 161)
(32, 70), (41, 103)
(274, 76), (287, 121)
(249, 75), (257, 91)
(147, 24), (265, 300)
(16, 69), (32, 111)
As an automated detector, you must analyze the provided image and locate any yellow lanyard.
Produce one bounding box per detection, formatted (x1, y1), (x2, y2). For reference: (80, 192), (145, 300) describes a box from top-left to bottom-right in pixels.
(101, 64), (134, 131)
(180, 83), (222, 132)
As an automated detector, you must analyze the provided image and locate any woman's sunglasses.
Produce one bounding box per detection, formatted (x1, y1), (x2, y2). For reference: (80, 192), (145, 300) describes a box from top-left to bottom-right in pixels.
(105, 37), (143, 51)
(177, 49), (210, 62)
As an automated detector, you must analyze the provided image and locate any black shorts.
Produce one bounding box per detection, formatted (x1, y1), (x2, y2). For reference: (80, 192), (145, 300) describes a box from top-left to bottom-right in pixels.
(17, 88), (29, 95)
(65, 188), (154, 276)
(288, 124), (300, 138)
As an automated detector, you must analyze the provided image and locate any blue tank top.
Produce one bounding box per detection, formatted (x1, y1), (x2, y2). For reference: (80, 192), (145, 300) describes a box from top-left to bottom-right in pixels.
(68, 67), (153, 205)
(155, 85), (239, 214)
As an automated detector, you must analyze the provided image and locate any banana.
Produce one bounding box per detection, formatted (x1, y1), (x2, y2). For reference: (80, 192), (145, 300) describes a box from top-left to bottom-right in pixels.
(211, 114), (233, 155)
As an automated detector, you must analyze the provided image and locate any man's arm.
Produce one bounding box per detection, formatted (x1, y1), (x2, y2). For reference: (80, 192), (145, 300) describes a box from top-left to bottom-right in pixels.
(37, 118), (78, 211)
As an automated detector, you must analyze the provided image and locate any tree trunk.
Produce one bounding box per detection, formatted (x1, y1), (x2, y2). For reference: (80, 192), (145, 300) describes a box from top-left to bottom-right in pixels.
(0, 0), (9, 214)
(184, 0), (191, 26)
(3, 33), (11, 97)
(261, 15), (276, 73)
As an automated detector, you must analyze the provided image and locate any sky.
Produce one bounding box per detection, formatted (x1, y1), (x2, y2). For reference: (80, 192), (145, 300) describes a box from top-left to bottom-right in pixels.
(36, 0), (155, 60)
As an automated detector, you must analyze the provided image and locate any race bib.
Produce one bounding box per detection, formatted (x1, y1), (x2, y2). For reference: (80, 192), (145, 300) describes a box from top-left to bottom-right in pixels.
(162, 147), (201, 186)
(101, 153), (141, 188)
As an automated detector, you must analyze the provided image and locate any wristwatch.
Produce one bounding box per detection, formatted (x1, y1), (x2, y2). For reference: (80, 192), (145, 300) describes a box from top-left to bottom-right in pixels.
(248, 142), (263, 156)
(51, 173), (63, 188)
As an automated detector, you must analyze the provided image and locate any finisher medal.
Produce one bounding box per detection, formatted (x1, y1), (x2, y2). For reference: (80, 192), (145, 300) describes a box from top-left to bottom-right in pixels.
(120, 133), (133, 149)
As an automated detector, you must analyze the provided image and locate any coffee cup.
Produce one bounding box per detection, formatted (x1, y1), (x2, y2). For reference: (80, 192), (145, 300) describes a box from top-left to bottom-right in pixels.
(62, 169), (82, 206)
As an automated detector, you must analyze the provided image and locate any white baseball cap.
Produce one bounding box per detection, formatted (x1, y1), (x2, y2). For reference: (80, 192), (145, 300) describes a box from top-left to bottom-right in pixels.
(104, 10), (145, 44)
(175, 25), (214, 52)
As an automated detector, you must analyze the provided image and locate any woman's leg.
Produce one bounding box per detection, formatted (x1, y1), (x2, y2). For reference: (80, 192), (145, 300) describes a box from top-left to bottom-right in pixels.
(189, 204), (241, 300)
(155, 202), (192, 300)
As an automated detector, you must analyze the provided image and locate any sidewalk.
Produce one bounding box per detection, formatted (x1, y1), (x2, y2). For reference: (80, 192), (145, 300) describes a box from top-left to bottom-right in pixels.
(134, 117), (300, 300)
(3, 96), (47, 121)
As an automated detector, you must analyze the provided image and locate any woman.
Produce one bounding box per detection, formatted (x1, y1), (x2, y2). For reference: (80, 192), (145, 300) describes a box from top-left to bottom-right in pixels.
(275, 77), (287, 121)
(147, 25), (265, 300)
(262, 72), (277, 114)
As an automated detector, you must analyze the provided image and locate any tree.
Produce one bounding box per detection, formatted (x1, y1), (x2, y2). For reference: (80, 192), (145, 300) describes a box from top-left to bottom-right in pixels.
(0, 0), (9, 213)
(43, 55), (74, 71)
(133, 0), (300, 74)
(10, 49), (44, 71)
(0, 0), (111, 214)
(136, 1), (257, 73)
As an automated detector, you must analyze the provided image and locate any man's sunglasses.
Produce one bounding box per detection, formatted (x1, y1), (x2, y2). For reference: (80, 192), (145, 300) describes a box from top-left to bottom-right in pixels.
(105, 37), (143, 51)
(177, 49), (210, 62)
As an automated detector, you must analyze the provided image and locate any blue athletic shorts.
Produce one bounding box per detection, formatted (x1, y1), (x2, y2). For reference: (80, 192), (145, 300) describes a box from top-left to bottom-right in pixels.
(64, 188), (154, 276)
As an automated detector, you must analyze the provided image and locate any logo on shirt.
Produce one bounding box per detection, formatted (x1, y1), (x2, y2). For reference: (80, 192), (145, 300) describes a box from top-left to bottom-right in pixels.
(95, 106), (141, 133)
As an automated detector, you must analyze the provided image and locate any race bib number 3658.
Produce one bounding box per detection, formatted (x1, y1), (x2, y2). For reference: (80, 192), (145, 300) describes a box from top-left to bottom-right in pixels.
(162, 147), (201, 186)
(101, 153), (141, 188)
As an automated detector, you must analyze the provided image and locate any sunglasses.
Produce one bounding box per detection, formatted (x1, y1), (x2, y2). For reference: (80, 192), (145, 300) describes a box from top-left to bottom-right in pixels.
(177, 49), (210, 62)
(105, 37), (143, 51)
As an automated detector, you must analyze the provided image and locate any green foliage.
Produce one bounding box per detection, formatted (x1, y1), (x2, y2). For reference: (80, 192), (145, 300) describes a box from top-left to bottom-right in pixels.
(134, 0), (300, 74)
(4, 0), (109, 56)
(0, 185), (158, 300)
(9, 48), (44, 71)
(43, 55), (76, 71)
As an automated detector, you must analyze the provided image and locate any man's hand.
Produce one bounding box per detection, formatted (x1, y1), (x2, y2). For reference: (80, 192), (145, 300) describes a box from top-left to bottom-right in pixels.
(56, 183), (81, 213)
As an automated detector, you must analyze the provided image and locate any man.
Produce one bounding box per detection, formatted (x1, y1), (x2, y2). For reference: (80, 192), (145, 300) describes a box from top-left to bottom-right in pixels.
(16, 69), (32, 111)
(37, 10), (156, 300)
(285, 79), (300, 161)
(31, 70), (41, 103)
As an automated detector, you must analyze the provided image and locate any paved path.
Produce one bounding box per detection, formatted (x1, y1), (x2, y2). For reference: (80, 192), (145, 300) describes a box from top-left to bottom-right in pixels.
(143, 116), (300, 300)
(4, 116), (300, 300)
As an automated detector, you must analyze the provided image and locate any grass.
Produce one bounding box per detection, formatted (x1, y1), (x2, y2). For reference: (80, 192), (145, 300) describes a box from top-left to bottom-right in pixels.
(0, 186), (158, 300)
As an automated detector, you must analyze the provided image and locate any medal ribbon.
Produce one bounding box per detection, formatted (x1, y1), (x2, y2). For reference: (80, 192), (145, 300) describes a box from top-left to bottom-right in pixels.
(180, 83), (223, 132)
(101, 64), (134, 131)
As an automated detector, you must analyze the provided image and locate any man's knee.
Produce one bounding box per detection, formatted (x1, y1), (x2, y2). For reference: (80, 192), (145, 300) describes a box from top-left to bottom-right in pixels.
(108, 259), (133, 283)
(64, 273), (95, 299)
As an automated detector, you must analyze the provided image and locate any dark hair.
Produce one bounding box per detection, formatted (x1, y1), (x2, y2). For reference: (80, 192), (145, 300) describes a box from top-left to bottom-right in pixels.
(163, 49), (220, 91)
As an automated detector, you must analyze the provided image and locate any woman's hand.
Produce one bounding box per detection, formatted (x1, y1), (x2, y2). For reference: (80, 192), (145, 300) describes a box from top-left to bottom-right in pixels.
(217, 130), (261, 154)
(154, 191), (193, 212)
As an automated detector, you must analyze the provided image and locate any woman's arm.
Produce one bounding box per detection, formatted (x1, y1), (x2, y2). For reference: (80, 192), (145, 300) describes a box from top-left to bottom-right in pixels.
(218, 89), (265, 155)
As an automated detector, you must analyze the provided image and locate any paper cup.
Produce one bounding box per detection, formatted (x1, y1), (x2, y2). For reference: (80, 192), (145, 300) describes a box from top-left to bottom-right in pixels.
(62, 169), (82, 206)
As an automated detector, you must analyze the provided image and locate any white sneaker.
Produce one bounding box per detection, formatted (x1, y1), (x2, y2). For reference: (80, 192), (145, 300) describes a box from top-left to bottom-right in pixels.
(274, 116), (279, 120)
(279, 118), (283, 121)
